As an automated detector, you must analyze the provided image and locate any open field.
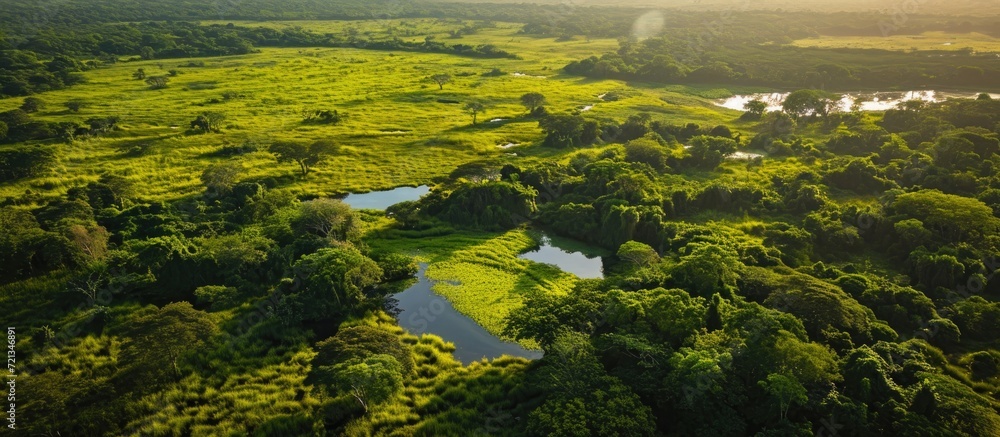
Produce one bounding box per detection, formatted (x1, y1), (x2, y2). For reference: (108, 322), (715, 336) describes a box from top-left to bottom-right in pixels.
(791, 31), (1000, 53)
(1, 20), (747, 204)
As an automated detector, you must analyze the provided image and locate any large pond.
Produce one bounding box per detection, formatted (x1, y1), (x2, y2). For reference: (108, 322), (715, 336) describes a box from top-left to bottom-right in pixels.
(518, 232), (606, 279)
(341, 185), (430, 210)
(716, 90), (1000, 113)
(387, 264), (543, 365)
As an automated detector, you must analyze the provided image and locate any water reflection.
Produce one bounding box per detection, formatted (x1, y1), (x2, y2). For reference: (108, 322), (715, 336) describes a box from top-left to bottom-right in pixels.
(518, 232), (606, 279)
(716, 90), (1000, 112)
(387, 264), (543, 365)
(341, 185), (430, 210)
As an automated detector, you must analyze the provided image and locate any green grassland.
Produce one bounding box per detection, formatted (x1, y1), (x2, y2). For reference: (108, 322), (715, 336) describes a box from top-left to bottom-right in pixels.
(0, 19), (747, 204)
(791, 31), (1000, 53)
(0, 14), (860, 349)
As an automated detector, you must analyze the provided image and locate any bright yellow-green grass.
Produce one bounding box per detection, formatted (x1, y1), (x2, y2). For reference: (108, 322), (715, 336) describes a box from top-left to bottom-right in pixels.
(0, 18), (745, 204)
(790, 31), (1000, 53)
(366, 227), (580, 348)
(425, 230), (577, 342)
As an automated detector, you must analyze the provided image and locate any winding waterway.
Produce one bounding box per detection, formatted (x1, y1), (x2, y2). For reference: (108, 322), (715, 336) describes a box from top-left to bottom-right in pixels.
(387, 264), (544, 365)
(716, 90), (1000, 112)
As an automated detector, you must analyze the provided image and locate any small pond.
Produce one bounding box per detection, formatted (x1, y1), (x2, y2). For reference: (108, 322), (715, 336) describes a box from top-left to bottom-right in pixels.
(729, 151), (765, 160)
(716, 90), (1000, 113)
(341, 185), (430, 210)
(388, 264), (544, 365)
(518, 232), (606, 279)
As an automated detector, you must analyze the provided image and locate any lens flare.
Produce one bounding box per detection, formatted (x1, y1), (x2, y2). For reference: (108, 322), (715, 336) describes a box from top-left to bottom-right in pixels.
(631, 10), (665, 40)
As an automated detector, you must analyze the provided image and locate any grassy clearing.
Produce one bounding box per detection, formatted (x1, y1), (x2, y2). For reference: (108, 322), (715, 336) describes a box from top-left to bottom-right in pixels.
(425, 230), (577, 341)
(368, 227), (579, 346)
(790, 31), (1000, 53)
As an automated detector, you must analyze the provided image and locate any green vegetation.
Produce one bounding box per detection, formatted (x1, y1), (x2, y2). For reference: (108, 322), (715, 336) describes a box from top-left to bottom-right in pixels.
(2, 0), (1000, 435)
(791, 31), (1000, 53)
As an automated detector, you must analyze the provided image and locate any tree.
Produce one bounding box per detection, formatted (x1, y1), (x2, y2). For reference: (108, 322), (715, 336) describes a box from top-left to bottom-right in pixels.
(292, 198), (357, 240)
(65, 224), (110, 262)
(122, 302), (218, 383)
(144, 76), (168, 89)
(314, 325), (415, 374)
(86, 116), (120, 134)
(758, 373), (807, 422)
(0, 206), (64, 280)
(278, 247), (382, 322)
(527, 332), (656, 436)
(430, 73), (451, 90)
(662, 347), (745, 435)
(20, 97), (44, 113)
(85, 173), (135, 208)
(761, 111), (796, 137)
(520, 92), (547, 113)
(439, 180), (537, 230)
(464, 102), (485, 124)
(64, 100), (87, 112)
(302, 109), (342, 124)
(624, 137), (669, 172)
(617, 240), (659, 268)
(782, 89), (839, 119)
(672, 243), (743, 297)
(139, 46), (155, 60)
(539, 114), (587, 148)
(504, 281), (605, 349)
(891, 189), (999, 242)
(334, 354), (404, 414)
(686, 135), (738, 170)
(200, 161), (244, 197)
(268, 140), (338, 176)
(743, 99), (767, 119)
(190, 112), (225, 133)
(605, 287), (707, 345)
(132, 68), (146, 80)
(0, 147), (55, 182)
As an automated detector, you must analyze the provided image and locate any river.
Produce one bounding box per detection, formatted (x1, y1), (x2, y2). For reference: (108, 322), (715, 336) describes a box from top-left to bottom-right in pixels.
(387, 264), (544, 365)
(716, 90), (1000, 112)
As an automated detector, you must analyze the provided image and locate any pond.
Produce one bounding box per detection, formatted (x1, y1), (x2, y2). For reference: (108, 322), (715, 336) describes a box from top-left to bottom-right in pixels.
(341, 185), (430, 210)
(682, 144), (765, 160)
(518, 232), (606, 279)
(716, 90), (1000, 112)
(387, 264), (544, 365)
(729, 150), (765, 160)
